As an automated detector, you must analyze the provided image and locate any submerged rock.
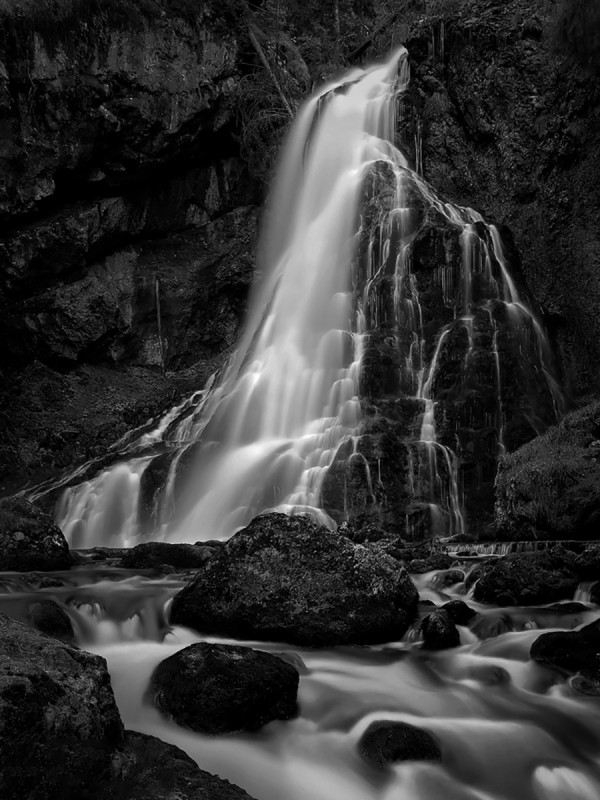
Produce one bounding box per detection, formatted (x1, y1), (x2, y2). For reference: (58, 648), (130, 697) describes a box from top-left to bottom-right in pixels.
(149, 643), (299, 735)
(421, 609), (461, 650)
(359, 720), (442, 768)
(0, 496), (72, 571)
(120, 542), (214, 573)
(0, 612), (123, 799)
(26, 599), (75, 643)
(495, 402), (600, 540)
(170, 513), (419, 646)
(473, 549), (578, 606)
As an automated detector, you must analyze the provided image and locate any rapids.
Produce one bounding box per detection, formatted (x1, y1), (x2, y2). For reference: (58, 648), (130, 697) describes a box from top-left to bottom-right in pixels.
(2, 559), (600, 800)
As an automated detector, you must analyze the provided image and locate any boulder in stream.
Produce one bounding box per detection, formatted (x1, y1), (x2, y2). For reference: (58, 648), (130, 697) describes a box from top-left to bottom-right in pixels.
(148, 642), (299, 735)
(472, 549), (578, 606)
(0, 496), (72, 571)
(421, 608), (461, 650)
(359, 720), (442, 768)
(170, 513), (419, 646)
(120, 541), (215, 573)
(530, 619), (600, 677)
(441, 600), (478, 627)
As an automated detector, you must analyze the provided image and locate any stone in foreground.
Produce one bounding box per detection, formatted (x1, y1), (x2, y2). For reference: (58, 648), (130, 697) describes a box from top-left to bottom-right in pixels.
(0, 496), (72, 571)
(0, 612), (123, 799)
(359, 720), (442, 768)
(148, 642), (299, 734)
(170, 513), (419, 646)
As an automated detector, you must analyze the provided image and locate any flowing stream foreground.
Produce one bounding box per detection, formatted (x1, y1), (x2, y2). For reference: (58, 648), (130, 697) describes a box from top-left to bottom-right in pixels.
(2, 560), (600, 800)
(16, 49), (595, 800)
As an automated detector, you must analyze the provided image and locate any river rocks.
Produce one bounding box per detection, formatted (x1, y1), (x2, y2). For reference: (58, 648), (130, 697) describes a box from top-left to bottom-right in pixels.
(0, 612), (123, 799)
(495, 402), (600, 540)
(441, 600), (478, 627)
(148, 642), (299, 735)
(530, 619), (600, 676)
(0, 496), (72, 571)
(26, 599), (75, 642)
(406, 552), (454, 573)
(421, 609), (461, 650)
(170, 513), (419, 646)
(358, 720), (442, 768)
(120, 542), (214, 573)
(473, 549), (578, 606)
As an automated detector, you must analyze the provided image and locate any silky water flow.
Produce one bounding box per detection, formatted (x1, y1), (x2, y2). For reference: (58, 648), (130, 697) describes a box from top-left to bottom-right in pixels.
(7, 48), (600, 800)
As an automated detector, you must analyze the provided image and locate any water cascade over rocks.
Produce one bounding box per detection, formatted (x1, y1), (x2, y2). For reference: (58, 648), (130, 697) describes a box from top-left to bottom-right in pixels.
(50, 48), (561, 547)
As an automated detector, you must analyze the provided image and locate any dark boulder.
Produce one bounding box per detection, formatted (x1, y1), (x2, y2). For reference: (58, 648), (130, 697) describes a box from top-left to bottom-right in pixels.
(573, 547), (600, 581)
(0, 613), (123, 800)
(170, 513), (419, 646)
(421, 609), (461, 650)
(473, 549), (578, 606)
(101, 731), (258, 800)
(495, 402), (600, 540)
(530, 619), (600, 676)
(0, 496), (72, 571)
(441, 600), (478, 626)
(148, 643), (299, 735)
(359, 720), (442, 768)
(120, 542), (214, 573)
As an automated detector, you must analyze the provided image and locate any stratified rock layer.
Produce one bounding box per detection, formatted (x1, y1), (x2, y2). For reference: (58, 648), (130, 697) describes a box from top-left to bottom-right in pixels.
(170, 513), (419, 646)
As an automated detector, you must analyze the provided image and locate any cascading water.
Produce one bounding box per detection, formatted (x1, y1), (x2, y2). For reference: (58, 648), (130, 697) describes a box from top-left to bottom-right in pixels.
(50, 47), (561, 548)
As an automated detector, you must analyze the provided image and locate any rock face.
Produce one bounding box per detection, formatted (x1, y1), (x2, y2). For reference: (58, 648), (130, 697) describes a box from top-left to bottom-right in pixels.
(0, 4), (259, 487)
(0, 612), (123, 799)
(473, 549), (578, 606)
(170, 513), (419, 646)
(406, 0), (600, 400)
(495, 402), (600, 540)
(149, 643), (299, 735)
(0, 496), (72, 570)
(359, 720), (442, 768)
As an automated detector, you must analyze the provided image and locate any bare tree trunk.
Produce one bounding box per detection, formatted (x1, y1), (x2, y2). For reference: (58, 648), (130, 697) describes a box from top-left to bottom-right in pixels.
(248, 24), (294, 119)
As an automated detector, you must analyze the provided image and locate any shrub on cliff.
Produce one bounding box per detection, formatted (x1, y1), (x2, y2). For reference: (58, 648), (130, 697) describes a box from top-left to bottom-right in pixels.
(553, 0), (600, 75)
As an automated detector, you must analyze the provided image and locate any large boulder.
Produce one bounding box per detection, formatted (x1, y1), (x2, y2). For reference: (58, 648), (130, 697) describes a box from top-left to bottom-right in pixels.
(0, 496), (72, 571)
(170, 513), (419, 646)
(473, 549), (579, 606)
(495, 403), (600, 540)
(421, 609), (461, 650)
(148, 643), (299, 735)
(359, 720), (442, 768)
(0, 612), (123, 799)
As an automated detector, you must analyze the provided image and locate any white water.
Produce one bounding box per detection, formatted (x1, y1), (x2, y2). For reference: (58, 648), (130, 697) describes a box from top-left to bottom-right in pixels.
(50, 48), (562, 547)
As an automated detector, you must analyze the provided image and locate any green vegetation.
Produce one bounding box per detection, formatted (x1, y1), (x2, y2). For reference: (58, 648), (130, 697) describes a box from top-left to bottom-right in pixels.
(553, 0), (600, 74)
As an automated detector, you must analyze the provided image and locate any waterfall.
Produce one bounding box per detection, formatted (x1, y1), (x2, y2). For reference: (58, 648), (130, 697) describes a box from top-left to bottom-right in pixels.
(50, 48), (562, 547)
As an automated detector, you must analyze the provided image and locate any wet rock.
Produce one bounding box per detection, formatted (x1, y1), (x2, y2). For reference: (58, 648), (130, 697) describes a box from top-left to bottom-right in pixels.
(441, 600), (478, 626)
(495, 403), (600, 540)
(120, 542), (214, 573)
(530, 619), (600, 676)
(170, 513), (419, 646)
(473, 549), (578, 606)
(148, 643), (299, 735)
(0, 612), (123, 799)
(0, 496), (72, 571)
(359, 720), (442, 768)
(545, 602), (590, 615)
(26, 599), (75, 643)
(571, 672), (600, 698)
(406, 553), (454, 573)
(465, 566), (483, 591)
(470, 612), (515, 640)
(432, 569), (465, 588)
(421, 609), (461, 650)
(102, 731), (258, 800)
